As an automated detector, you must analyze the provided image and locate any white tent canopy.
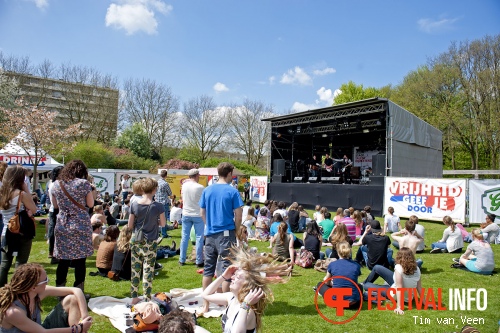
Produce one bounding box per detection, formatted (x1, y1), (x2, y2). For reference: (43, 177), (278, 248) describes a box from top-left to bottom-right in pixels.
(0, 141), (63, 171)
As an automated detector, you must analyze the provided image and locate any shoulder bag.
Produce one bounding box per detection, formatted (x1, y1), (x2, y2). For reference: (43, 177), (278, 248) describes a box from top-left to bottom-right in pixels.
(8, 192), (36, 238)
(134, 203), (152, 242)
(108, 248), (130, 281)
(59, 181), (87, 211)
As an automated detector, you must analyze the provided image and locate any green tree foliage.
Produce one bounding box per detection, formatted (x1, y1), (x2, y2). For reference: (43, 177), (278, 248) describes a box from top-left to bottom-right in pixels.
(333, 81), (392, 105)
(64, 140), (115, 168)
(115, 123), (153, 160)
(201, 157), (267, 176)
(392, 34), (500, 170)
(112, 152), (157, 172)
(177, 144), (203, 164)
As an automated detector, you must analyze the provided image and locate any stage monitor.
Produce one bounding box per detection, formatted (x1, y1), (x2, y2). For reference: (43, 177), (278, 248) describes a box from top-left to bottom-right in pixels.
(308, 177), (318, 183)
(322, 176), (340, 183)
(293, 176), (303, 183)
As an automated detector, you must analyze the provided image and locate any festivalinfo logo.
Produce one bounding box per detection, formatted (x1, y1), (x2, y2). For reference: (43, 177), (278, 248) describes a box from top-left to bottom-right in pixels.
(314, 276), (488, 326)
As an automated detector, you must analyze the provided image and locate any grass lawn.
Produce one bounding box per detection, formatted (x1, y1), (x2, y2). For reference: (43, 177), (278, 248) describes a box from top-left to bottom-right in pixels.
(23, 215), (500, 333)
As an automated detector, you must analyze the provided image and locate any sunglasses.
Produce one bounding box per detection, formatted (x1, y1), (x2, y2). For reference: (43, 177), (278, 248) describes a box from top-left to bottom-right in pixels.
(37, 276), (49, 286)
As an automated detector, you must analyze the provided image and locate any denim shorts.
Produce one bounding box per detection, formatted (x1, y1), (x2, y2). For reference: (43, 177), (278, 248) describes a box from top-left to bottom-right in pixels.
(203, 230), (236, 277)
(42, 302), (69, 329)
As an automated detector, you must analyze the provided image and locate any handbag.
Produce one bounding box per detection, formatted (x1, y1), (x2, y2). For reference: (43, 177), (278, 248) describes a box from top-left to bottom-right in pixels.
(295, 248), (314, 268)
(7, 192), (22, 234)
(7, 192), (36, 238)
(133, 204), (152, 242)
(107, 248), (130, 281)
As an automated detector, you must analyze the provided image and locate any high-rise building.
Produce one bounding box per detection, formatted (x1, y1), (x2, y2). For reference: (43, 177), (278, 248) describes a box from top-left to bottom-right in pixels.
(4, 71), (119, 142)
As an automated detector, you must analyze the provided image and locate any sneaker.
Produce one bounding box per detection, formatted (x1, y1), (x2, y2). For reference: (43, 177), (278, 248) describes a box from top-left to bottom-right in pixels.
(157, 236), (163, 244)
(171, 240), (177, 252)
(452, 258), (460, 264)
(430, 248), (442, 254)
(154, 262), (163, 270)
(178, 261), (185, 266)
(196, 262), (205, 268)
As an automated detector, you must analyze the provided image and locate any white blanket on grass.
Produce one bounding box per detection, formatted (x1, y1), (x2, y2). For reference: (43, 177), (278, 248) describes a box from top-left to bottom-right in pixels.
(88, 288), (224, 333)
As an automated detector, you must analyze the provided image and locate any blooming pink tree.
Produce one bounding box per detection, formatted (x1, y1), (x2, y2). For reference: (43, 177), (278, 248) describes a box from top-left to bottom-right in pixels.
(0, 99), (82, 191)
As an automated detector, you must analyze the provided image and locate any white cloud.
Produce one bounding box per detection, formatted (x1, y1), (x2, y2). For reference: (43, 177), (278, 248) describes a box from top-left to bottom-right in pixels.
(291, 102), (318, 113)
(26, 0), (48, 10)
(316, 87), (333, 103)
(268, 76), (276, 85)
(417, 16), (459, 34)
(213, 82), (229, 93)
(280, 66), (312, 86)
(105, 0), (173, 35)
(333, 89), (342, 98)
(313, 67), (336, 76)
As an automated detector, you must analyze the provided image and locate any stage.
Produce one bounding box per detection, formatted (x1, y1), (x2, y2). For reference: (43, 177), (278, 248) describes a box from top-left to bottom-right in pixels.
(268, 182), (385, 217)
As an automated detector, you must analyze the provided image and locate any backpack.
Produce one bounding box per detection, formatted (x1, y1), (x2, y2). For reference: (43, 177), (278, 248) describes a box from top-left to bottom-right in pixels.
(295, 248), (314, 268)
(152, 292), (178, 315)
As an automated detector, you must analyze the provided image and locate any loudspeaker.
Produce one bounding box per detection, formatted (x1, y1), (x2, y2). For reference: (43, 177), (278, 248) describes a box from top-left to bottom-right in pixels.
(370, 176), (385, 186)
(273, 159), (286, 176)
(372, 154), (386, 176)
(293, 177), (303, 183)
(308, 177), (318, 183)
(272, 175), (284, 183)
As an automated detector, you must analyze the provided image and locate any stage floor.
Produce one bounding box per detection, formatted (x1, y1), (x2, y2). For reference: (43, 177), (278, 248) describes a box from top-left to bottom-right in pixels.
(268, 182), (384, 217)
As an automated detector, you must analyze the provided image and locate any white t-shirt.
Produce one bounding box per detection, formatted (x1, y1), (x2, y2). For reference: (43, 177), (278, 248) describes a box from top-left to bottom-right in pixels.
(385, 214), (400, 232)
(121, 178), (131, 192)
(441, 226), (464, 252)
(181, 180), (204, 217)
(392, 264), (421, 302)
(242, 205), (250, 222)
(170, 206), (182, 223)
(274, 209), (287, 220)
(414, 224), (425, 252)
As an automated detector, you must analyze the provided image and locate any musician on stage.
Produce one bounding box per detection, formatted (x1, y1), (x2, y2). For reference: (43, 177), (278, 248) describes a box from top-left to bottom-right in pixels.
(308, 155), (321, 178)
(323, 153), (334, 173)
(341, 154), (353, 184)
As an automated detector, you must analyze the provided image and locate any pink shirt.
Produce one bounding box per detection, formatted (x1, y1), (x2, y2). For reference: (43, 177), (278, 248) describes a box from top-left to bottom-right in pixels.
(339, 217), (357, 241)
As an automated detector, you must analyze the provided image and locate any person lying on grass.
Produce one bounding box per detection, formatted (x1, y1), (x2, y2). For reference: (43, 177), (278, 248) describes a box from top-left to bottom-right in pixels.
(0, 263), (93, 333)
(201, 248), (290, 333)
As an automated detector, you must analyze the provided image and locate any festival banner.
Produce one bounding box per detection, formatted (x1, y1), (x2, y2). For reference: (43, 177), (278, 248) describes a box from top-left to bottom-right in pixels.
(384, 177), (466, 222)
(468, 179), (500, 224)
(250, 176), (268, 203)
(89, 172), (115, 195)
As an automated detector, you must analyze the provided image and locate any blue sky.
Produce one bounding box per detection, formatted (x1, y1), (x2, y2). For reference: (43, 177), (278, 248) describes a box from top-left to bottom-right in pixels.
(0, 0), (499, 113)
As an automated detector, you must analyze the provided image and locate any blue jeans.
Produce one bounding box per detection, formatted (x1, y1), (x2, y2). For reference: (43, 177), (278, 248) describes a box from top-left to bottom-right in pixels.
(431, 242), (447, 250)
(122, 191), (129, 202)
(363, 264), (393, 296)
(179, 216), (204, 265)
(160, 203), (170, 237)
(298, 217), (306, 232)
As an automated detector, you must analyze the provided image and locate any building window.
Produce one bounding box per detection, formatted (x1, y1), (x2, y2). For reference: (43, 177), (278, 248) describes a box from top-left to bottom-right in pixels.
(52, 91), (63, 98)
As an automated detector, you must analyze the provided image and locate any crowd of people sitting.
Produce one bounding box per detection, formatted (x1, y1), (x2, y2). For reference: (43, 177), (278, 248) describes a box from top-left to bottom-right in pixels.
(0, 160), (497, 332)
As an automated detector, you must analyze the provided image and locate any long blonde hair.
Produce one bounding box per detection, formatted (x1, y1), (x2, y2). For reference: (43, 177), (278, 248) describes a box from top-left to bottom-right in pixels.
(231, 248), (290, 332)
(117, 226), (132, 252)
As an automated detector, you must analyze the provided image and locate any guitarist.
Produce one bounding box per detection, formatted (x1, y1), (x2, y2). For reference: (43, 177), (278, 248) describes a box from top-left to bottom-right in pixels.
(308, 155), (321, 178)
(323, 153), (334, 173)
(341, 155), (353, 184)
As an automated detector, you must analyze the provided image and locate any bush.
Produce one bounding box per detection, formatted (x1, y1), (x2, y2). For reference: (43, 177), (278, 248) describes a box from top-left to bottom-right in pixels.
(201, 158), (266, 176)
(65, 140), (115, 169)
(113, 152), (157, 172)
(160, 159), (199, 170)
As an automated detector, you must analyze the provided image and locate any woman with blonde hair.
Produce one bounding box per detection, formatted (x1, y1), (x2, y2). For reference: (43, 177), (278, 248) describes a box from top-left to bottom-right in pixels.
(363, 247), (422, 315)
(456, 228), (494, 275)
(353, 210), (364, 237)
(317, 241), (361, 310)
(430, 216), (463, 254)
(333, 207), (343, 224)
(0, 165), (38, 287)
(128, 178), (166, 303)
(326, 223), (353, 259)
(202, 248), (290, 332)
(242, 207), (256, 239)
(110, 225), (133, 280)
(0, 263), (93, 332)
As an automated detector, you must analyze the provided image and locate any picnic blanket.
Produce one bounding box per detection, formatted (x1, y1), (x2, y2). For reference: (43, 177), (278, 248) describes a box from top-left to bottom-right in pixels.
(88, 288), (223, 333)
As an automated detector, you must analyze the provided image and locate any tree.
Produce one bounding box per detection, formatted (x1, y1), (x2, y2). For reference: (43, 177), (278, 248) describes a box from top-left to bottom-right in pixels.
(64, 140), (115, 169)
(181, 95), (229, 161)
(333, 81), (392, 105)
(228, 99), (273, 166)
(0, 99), (82, 191)
(121, 78), (179, 154)
(115, 123), (152, 159)
(0, 69), (18, 109)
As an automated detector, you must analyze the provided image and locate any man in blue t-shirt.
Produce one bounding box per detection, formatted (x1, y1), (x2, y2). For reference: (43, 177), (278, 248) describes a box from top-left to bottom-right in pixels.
(199, 162), (243, 313)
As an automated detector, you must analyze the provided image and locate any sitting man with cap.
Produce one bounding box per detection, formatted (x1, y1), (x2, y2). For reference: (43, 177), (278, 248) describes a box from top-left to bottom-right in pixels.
(354, 219), (394, 270)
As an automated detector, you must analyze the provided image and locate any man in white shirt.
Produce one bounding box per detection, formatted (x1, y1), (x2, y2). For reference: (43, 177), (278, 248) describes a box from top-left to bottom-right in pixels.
(179, 169), (205, 267)
(121, 174), (131, 201)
